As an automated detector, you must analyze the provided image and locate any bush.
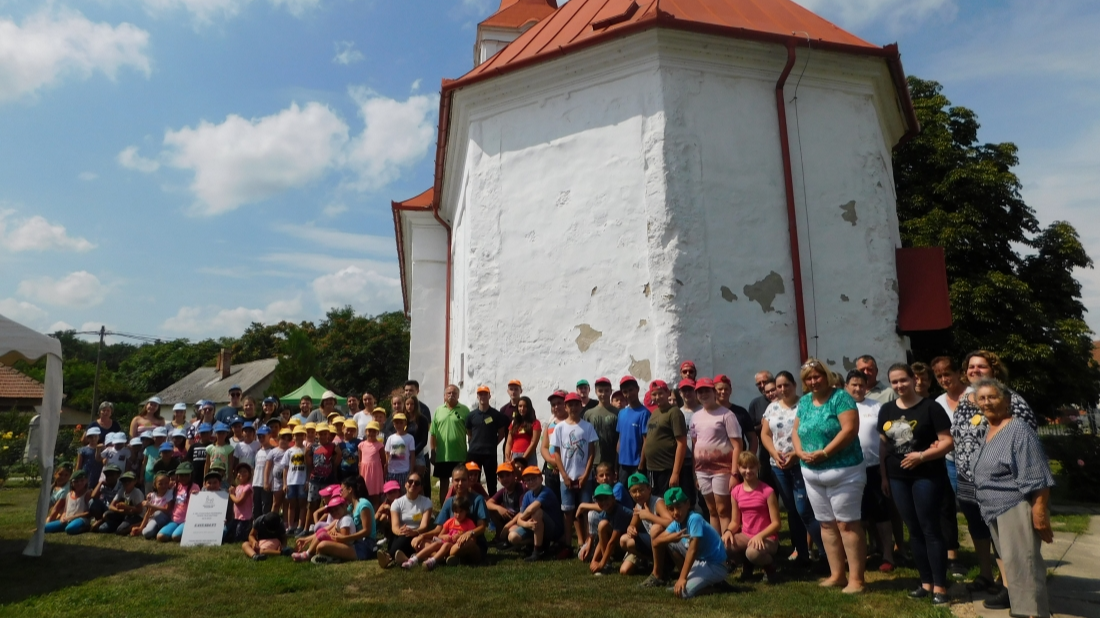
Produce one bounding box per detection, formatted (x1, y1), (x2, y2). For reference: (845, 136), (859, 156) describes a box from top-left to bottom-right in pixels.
(1042, 429), (1100, 503)
(0, 412), (82, 487)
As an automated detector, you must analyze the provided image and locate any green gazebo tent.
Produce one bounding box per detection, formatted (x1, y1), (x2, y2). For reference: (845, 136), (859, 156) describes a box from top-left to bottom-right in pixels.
(279, 377), (347, 406)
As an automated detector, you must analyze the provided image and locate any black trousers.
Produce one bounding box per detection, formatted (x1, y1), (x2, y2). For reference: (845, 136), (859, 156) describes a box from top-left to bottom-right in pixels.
(467, 452), (499, 495)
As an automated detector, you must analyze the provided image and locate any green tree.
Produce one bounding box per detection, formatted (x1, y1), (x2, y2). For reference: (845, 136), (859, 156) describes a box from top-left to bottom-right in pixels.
(896, 77), (1100, 417)
(270, 326), (322, 395)
(118, 339), (223, 395)
(314, 307), (410, 401)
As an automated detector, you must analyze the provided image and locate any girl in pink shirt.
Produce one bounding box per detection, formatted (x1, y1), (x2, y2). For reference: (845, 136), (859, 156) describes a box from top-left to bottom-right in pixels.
(723, 452), (781, 581)
(228, 463), (255, 542)
(357, 422), (387, 505)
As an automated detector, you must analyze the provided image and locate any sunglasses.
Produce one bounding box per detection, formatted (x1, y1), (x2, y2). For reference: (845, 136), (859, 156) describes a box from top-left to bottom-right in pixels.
(406, 479), (422, 486)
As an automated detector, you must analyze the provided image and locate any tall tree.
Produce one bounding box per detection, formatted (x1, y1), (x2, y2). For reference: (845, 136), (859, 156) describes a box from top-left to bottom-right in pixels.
(314, 307), (410, 402)
(896, 77), (1100, 417)
(269, 326), (322, 396)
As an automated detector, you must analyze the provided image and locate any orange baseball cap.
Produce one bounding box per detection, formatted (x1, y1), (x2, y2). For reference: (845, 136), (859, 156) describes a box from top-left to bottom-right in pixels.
(508, 379), (522, 387)
(476, 385), (490, 394)
(521, 466), (541, 477)
(465, 462), (481, 472)
(496, 462), (514, 474)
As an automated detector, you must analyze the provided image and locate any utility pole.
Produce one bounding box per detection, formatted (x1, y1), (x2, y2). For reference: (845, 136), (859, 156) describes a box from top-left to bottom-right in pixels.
(89, 326), (105, 424)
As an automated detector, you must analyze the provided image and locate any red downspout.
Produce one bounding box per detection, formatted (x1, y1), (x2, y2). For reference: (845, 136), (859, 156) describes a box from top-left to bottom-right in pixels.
(775, 41), (810, 363)
(431, 209), (452, 388)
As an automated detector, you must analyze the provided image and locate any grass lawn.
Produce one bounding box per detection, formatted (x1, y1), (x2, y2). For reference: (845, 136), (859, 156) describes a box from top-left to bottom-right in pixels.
(0, 487), (952, 618)
(1050, 513), (1092, 535)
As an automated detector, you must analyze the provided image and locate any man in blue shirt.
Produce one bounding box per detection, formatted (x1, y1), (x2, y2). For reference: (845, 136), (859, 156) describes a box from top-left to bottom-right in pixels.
(615, 376), (650, 482)
(654, 486), (729, 599)
(507, 465), (564, 562)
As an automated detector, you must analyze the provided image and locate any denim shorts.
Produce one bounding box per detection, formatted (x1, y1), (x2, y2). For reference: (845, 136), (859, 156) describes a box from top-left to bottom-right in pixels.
(559, 478), (594, 511)
(285, 484), (306, 500)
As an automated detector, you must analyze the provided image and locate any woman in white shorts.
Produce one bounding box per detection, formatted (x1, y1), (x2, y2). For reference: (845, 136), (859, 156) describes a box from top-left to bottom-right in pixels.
(793, 358), (867, 594)
(689, 378), (743, 534)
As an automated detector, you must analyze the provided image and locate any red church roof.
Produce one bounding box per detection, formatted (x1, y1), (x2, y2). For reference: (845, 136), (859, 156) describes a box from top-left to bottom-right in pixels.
(481, 0), (558, 29)
(459, 0), (881, 88)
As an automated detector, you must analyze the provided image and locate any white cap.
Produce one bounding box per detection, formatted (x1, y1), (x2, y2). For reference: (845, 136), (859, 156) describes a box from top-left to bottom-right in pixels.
(152, 426), (169, 437)
(140, 430), (154, 439)
(84, 426), (102, 436)
(148, 396), (162, 405)
(321, 390), (337, 401)
(173, 402), (187, 412)
(111, 432), (127, 444)
(130, 437), (143, 446)
(171, 428), (186, 438)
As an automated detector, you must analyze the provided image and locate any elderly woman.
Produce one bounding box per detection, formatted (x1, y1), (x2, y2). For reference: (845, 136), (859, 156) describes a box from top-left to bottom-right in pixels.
(972, 378), (1054, 618)
(92, 401), (123, 435)
(951, 350), (1038, 607)
(793, 358), (866, 593)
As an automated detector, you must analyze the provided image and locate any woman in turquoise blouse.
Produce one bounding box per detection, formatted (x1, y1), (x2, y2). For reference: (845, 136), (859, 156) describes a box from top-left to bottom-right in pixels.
(792, 358), (866, 594)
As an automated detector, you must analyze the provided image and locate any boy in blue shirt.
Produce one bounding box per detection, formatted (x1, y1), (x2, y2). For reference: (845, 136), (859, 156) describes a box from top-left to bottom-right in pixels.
(576, 483), (634, 575)
(615, 376), (650, 481)
(507, 465), (563, 562)
(653, 487), (729, 599)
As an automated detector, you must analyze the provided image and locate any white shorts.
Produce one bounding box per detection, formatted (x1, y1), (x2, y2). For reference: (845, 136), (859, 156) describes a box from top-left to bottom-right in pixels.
(695, 471), (732, 497)
(801, 464), (866, 523)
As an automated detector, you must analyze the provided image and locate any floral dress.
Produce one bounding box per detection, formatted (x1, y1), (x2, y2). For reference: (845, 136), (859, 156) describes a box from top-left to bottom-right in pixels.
(951, 387), (1036, 504)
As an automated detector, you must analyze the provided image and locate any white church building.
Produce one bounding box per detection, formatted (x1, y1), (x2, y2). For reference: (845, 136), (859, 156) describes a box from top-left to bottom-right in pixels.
(393, 0), (947, 410)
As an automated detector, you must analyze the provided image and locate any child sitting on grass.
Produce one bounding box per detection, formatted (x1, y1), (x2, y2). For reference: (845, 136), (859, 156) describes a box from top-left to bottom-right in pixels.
(723, 452), (781, 583)
(242, 511), (288, 561)
(156, 462), (200, 542)
(507, 466), (564, 562)
(575, 483), (633, 575)
(45, 470), (91, 535)
(135, 472), (173, 539)
(487, 463), (524, 548)
(375, 480), (402, 548)
(580, 462), (632, 560)
(653, 487), (729, 599)
(401, 495), (475, 570)
(292, 496), (353, 562)
(98, 471), (144, 535)
(621, 473), (671, 583)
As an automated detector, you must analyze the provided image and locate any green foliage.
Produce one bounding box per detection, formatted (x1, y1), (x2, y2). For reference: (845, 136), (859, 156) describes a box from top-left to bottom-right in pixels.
(896, 77), (1100, 417)
(117, 339), (223, 394)
(269, 325), (322, 396)
(313, 307), (411, 400)
(1042, 430), (1100, 503)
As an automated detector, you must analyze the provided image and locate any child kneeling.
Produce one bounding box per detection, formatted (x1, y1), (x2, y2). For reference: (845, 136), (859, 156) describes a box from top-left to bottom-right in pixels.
(653, 487), (729, 599)
(723, 452), (781, 582)
(402, 495), (475, 570)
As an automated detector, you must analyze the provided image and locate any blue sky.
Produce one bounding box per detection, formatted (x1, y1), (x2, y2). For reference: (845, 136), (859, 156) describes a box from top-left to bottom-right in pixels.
(1, 0), (1098, 342)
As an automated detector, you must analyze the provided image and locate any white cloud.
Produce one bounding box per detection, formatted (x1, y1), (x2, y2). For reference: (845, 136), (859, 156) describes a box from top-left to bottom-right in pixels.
(411, 79), (422, 92)
(17, 271), (109, 307)
(333, 41), (364, 65)
(260, 252), (399, 275)
(163, 102), (349, 215)
(78, 172), (98, 181)
(312, 266), (402, 315)
(322, 202), (348, 217)
(272, 223), (394, 256)
(344, 89), (438, 191)
(138, 0), (322, 23)
(0, 211), (95, 252)
(162, 297), (304, 336)
(793, 0), (955, 30)
(0, 298), (48, 324)
(48, 320), (74, 332)
(0, 9), (150, 103)
(117, 145), (161, 172)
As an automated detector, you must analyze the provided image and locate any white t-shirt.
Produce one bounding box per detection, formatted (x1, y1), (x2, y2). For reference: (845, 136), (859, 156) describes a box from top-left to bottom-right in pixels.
(353, 411), (373, 440)
(253, 447), (270, 489)
(549, 419), (599, 481)
(336, 514), (355, 532)
(391, 495), (433, 529)
(234, 440), (261, 473)
(101, 446), (129, 482)
(385, 433), (415, 475)
(270, 446), (288, 490)
(681, 404), (701, 455)
(855, 399), (883, 467)
(284, 446), (308, 486)
(934, 393), (956, 462)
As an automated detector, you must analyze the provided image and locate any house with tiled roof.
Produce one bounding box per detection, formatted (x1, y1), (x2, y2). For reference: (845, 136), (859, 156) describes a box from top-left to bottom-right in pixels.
(394, 0), (944, 413)
(0, 364), (85, 426)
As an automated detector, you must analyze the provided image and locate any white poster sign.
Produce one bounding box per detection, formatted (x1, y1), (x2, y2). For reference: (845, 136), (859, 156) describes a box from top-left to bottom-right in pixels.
(179, 490), (229, 547)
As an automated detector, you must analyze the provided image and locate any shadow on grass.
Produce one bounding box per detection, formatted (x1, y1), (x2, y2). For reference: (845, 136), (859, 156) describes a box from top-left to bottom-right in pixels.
(0, 539), (170, 606)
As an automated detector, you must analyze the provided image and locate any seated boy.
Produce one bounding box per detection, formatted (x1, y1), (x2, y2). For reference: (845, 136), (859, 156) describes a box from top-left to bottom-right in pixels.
(575, 483), (633, 575)
(487, 462), (524, 547)
(653, 487), (729, 599)
(506, 466), (564, 562)
(243, 511), (288, 561)
(97, 471), (144, 534)
(621, 473), (672, 583)
(581, 462), (633, 560)
(89, 465), (124, 529)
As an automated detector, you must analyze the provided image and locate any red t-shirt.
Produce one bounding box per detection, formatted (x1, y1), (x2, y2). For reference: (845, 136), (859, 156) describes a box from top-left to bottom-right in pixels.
(509, 420), (541, 456)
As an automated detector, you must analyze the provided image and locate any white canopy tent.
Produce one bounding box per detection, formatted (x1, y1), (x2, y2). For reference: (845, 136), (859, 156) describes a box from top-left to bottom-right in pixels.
(0, 313), (63, 557)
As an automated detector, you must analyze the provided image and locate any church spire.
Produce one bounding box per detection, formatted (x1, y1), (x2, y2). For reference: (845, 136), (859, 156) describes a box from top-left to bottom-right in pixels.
(474, 0), (558, 66)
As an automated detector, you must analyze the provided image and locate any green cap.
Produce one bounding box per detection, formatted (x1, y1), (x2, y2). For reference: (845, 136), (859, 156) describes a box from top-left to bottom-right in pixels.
(120, 471), (136, 481)
(205, 466), (225, 479)
(176, 462), (193, 476)
(71, 470), (87, 481)
(593, 483), (615, 499)
(663, 486), (688, 505)
(627, 472), (649, 488)
(104, 465), (121, 474)
(576, 379), (590, 387)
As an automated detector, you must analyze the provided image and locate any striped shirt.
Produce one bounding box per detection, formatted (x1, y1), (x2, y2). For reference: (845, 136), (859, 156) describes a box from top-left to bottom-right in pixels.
(951, 387), (1037, 503)
(972, 417), (1054, 524)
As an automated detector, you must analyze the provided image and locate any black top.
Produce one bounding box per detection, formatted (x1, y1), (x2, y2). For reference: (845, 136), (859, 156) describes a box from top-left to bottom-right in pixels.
(466, 406), (507, 457)
(92, 418), (123, 435)
(878, 397), (951, 480)
(730, 404), (755, 450)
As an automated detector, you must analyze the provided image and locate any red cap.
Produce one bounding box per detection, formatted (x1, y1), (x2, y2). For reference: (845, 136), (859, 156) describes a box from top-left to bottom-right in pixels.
(694, 377), (716, 390)
(714, 374), (732, 386)
(677, 378), (696, 390)
(547, 389), (567, 402)
(564, 392), (582, 404)
(594, 377), (612, 387)
(648, 379), (669, 392)
(620, 376), (638, 388)
(680, 361), (696, 371)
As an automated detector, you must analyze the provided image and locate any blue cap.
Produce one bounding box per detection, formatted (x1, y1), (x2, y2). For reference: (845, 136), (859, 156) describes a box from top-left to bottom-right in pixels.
(158, 442), (174, 452)
(257, 426), (270, 435)
(198, 423), (213, 433)
(230, 416), (243, 425)
(242, 421), (254, 429)
(213, 422), (230, 433)
(229, 384), (242, 392)
(263, 396), (278, 404)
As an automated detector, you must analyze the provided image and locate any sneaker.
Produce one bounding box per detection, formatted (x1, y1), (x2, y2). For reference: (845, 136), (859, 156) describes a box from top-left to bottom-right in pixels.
(932, 593), (951, 606)
(594, 564), (615, 576)
(400, 559), (415, 570)
(878, 560), (895, 573)
(394, 550), (409, 565)
(311, 554), (338, 564)
(445, 555), (460, 567)
(909, 587), (931, 599)
(280, 546), (294, 557)
(966, 575), (995, 593)
(762, 567), (780, 584)
(292, 552), (309, 562)
(524, 550), (543, 563)
(640, 574), (667, 588)
(787, 550), (799, 561)
(424, 557), (437, 571)
(251, 553), (267, 561)
(949, 561), (967, 579)
(377, 550), (392, 569)
(983, 588), (1010, 610)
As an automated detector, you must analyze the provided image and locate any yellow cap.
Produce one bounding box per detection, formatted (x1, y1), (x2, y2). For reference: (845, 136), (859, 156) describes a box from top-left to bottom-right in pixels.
(372, 407), (386, 414)
(305, 422), (317, 430)
(327, 410), (340, 418)
(278, 428), (292, 437)
(292, 426), (307, 435)
(288, 418), (301, 426)
(317, 424), (332, 433)
(366, 421), (381, 431)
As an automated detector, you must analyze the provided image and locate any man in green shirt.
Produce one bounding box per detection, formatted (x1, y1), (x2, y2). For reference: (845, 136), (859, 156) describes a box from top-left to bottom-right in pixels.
(430, 384), (470, 497)
(583, 377), (619, 466)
